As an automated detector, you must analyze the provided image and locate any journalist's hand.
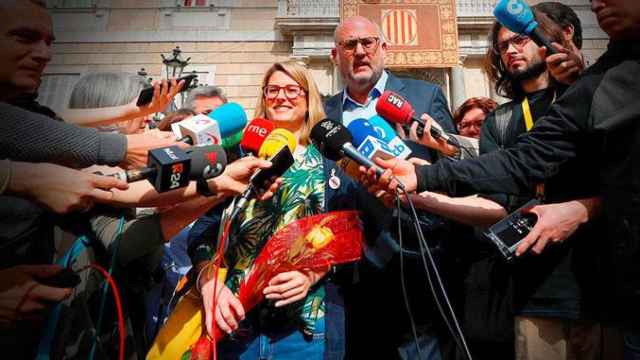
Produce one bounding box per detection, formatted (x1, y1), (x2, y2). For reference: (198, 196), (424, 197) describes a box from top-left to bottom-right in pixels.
(0, 265), (73, 326)
(9, 162), (129, 214)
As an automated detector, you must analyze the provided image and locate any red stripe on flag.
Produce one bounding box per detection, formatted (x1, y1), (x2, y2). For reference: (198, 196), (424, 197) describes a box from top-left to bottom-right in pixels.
(401, 11), (405, 44)
(408, 12), (413, 43)
(394, 10), (399, 44)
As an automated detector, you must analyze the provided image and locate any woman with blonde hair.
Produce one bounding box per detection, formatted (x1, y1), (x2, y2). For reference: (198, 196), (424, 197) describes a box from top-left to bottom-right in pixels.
(188, 61), (389, 359)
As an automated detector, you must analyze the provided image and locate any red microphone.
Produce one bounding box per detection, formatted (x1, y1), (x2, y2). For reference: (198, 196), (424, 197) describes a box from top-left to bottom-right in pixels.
(240, 118), (275, 156)
(376, 90), (456, 146)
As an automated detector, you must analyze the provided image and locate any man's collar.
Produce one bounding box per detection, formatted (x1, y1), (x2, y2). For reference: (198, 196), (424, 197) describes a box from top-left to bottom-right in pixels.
(342, 70), (389, 107)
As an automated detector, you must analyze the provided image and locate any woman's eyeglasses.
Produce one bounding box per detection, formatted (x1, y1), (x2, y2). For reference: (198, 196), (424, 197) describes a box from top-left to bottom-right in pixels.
(263, 85), (306, 100)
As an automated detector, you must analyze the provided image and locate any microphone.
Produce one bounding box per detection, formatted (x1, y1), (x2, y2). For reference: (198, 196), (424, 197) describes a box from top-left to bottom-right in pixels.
(187, 144), (227, 180)
(368, 115), (412, 158)
(108, 145), (226, 193)
(348, 118), (397, 160)
(232, 129), (297, 217)
(310, 119), (403, 189)
(494, 0), (557, 55)
(257, 128), (297, 160)
(221, 130), (243, 150)
(339, 119), (399, 179)
(376, 91), (458, 148)
(176, 103), (248, 145)
(177, 114), (222, 146)
(240, 118), (275, 156)
(210, 102), (247, 138)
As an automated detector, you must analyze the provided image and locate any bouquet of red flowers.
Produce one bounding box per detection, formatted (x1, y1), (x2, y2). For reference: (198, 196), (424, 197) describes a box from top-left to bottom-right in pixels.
(236, 210), (363, 312)
(190, 211), (363, 359)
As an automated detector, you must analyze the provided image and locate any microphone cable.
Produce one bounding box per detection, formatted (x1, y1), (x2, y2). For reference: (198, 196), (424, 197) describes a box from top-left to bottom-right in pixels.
(397, 187), (473, 360)
(396, 193), (423, 359)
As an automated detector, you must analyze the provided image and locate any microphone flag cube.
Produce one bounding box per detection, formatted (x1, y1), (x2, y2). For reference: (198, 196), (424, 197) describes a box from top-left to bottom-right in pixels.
(148, 145), (191, 192)
(178, 114), (222, 146)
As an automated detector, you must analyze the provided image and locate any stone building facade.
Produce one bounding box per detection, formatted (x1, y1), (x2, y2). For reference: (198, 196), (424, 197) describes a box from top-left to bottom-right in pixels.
(40, 0), (609, 116)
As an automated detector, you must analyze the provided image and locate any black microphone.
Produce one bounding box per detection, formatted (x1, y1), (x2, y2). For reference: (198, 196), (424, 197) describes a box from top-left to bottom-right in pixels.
(230, 130), (296, 219)
(310, 119), (405, 190)
(187, 145), (227, 180)
(106, 145), (226, 193)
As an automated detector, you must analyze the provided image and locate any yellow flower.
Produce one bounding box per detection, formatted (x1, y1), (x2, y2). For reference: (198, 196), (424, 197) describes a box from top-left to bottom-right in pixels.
(305, 225), (334, 250)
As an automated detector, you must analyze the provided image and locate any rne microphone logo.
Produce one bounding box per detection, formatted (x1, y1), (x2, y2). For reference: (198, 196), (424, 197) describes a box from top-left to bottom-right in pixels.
(247, 124), (268, 137)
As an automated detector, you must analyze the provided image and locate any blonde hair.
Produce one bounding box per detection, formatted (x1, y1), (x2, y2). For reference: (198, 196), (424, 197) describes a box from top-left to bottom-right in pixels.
(254, 62), (326, 146)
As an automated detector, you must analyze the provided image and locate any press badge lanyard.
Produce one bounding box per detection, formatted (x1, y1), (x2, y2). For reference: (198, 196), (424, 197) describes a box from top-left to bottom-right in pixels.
(521, 97), (545, 199)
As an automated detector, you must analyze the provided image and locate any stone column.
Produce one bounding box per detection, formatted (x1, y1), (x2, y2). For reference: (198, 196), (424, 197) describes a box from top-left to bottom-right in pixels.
(449, 56), (467, 111)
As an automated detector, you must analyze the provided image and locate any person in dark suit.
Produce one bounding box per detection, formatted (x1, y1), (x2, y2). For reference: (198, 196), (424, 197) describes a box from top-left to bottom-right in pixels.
(324, 16), (454, 135)
(324, 15), (457, 360)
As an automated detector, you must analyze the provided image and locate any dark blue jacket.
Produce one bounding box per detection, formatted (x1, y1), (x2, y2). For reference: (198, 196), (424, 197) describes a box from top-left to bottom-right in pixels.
(324, 71), (455, 134)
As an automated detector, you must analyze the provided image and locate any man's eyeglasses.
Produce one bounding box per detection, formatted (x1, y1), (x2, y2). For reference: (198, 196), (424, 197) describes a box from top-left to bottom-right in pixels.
(495, 34), (531, 54)
(338, 36), (380, 54)
(263, 85), (305, 100)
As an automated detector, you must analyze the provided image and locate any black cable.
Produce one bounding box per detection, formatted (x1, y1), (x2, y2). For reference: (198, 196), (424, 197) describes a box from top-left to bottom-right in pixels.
(399, 187), (473, 360)
(397, 194), (423, 359)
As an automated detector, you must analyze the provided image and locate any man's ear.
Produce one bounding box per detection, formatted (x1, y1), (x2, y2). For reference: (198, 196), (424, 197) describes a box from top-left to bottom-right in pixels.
(330, 48), (337, 65)
(562, 25), (575, 43)
(380, 41), (388, 56)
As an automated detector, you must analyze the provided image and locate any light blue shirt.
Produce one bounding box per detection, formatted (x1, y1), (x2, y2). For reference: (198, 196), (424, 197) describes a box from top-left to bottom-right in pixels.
(341, 70), (389, 127)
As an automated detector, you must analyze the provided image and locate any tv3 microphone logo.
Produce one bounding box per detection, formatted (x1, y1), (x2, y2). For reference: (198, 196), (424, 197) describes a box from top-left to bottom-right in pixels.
(170, 163), (183, 189)
(506, 0), (525, 15)
(202, 151), (222, 178)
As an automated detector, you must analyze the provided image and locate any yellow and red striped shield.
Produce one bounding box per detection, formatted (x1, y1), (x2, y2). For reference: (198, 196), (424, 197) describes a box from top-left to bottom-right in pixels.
(381, 9), (418, 46)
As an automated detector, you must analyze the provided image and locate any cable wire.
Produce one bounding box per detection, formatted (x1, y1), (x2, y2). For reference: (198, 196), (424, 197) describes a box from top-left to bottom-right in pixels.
(397, 194), (423, 359)
(399, 187), (473, 360)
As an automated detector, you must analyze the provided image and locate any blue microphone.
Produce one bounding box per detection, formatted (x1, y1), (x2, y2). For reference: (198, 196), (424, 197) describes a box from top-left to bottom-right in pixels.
(208, 102), (247, 138)
(347, 118), (379, 147)
(494, 0), (557, 55)
(367, 115), (412, 159)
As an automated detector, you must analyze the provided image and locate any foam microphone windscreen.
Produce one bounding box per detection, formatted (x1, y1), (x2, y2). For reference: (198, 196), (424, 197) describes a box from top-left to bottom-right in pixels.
(368, 115), (398, 143)
(309, 119), (352, 161)
(494, 0), (537, 35)
(376, 91), (415, 125)
(188, 144), (227, 180)
(494, 0), (557, 55)
(240, 118), (275, 155)
(208, 103), (247, 137)
(251, 130), (296, 191)
(347, 118), (379, 147)
(258, 128), (297, 159)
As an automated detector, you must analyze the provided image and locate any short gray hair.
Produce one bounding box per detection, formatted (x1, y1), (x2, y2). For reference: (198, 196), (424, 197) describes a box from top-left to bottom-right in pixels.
(184, 86), (228, 110)
(68, 72), (148, 109)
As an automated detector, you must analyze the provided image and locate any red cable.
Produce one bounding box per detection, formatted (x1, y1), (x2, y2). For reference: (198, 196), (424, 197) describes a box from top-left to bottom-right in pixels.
(78, 263), (126, 360)
(209, 218), (233, 360)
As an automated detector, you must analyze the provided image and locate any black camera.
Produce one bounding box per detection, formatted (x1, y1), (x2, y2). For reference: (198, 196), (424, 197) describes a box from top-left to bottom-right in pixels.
(484, 199), (540, 262)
